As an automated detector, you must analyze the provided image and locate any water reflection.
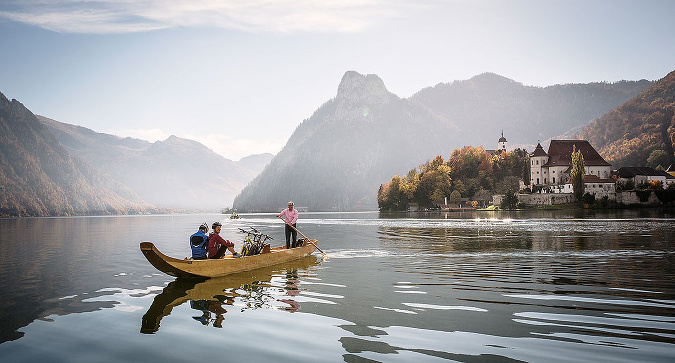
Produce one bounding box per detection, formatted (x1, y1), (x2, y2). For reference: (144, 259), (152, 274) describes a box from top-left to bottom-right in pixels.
(141, 256), (319, 334)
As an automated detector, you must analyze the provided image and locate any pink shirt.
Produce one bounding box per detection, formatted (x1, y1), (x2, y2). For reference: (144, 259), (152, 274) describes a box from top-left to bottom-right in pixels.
(280, 208), (298, 225)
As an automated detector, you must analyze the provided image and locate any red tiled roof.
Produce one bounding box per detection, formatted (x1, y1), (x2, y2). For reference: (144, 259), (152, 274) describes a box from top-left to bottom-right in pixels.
(543, 140), (610, 167)
(583, 175), (614, 183)
(564, 174), (614, 184)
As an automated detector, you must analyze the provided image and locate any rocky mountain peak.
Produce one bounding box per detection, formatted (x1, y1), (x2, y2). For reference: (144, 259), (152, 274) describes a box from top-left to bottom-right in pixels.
(336, 71), (391, 103)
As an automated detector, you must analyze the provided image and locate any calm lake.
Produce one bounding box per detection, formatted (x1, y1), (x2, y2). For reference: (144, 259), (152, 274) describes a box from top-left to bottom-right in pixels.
(1, 210), (674, 362)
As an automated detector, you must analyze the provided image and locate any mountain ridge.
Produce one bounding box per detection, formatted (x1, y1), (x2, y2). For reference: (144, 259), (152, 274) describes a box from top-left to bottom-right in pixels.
(0, 92), (152, 216)
(39, 116), (268, 210)
(233, 70), (652, 212)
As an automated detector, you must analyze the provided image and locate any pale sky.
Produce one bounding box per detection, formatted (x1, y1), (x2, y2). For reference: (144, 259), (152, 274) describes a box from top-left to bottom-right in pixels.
(1, 0), (673, 160)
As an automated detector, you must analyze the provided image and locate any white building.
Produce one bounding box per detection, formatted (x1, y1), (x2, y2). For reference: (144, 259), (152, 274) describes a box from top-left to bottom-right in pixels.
(559, 175), (616, 194)
(530, 140), (612, 187)
(617, 167), (675, 189)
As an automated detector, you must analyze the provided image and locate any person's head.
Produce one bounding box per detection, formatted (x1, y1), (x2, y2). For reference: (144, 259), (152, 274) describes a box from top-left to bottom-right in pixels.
(212, 221), (222, 233)
(288, 201), (294, 210)
(199, 222), (209, 233)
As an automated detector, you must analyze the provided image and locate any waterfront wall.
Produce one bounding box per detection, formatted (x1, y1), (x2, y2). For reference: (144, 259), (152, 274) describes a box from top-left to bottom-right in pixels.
(493, 191), (664, 206)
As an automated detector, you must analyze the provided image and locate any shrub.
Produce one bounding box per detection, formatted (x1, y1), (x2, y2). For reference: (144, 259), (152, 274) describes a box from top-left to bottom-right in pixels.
(582, 192), (596, 205)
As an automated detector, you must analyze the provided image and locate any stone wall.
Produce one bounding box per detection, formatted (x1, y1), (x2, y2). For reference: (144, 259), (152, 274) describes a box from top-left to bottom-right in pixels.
(518, 193), (576, 205)
(493, 191), (663, 206)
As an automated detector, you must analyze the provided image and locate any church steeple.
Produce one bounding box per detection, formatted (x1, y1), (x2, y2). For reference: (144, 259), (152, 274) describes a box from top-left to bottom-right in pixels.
(498, 130), (507, 151)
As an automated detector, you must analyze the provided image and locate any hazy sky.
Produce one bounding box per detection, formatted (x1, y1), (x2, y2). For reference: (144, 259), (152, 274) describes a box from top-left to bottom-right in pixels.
(1, 0), (673, 160)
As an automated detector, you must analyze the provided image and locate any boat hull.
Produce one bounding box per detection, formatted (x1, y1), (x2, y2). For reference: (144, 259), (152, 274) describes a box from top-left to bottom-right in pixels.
(140, 240), (318, 278)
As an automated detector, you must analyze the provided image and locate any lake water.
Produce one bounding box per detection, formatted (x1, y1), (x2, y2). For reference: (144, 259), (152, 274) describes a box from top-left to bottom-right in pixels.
(1, 210), (674, 362)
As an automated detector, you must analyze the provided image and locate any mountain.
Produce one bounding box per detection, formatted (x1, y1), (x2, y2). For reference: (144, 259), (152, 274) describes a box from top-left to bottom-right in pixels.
(411, 72), (651, 149)
(0, 92), (151, 216)
(234, 71), (454, 211)
(237, 153), (274, 176)
(578, 70), (675, 168)
(39, 116), (259, 210)
(233, 71), (651, 212)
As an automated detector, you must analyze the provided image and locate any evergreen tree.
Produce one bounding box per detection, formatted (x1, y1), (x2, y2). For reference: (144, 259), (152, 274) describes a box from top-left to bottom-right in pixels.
(449, 190), (462, 205)
(571, 145), (585, 202)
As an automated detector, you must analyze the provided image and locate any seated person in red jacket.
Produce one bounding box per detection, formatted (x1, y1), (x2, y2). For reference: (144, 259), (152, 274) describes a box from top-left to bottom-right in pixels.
(208, 222), (241, 259)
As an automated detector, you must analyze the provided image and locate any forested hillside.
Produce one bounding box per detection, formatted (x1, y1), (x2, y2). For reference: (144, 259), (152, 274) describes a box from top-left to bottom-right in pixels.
(579, 70), (675, 168)
(0, 92), (151, 216)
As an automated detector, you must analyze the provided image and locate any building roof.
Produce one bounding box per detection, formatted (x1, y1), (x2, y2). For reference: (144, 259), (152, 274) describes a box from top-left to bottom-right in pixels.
(618, 166), (675, 179)
(563, 174), (614, 185)
(583, 175), (614, 183)
(530, 143), (547, 157)
(542, 140), (610, 167)
(667, 164), (675, 172)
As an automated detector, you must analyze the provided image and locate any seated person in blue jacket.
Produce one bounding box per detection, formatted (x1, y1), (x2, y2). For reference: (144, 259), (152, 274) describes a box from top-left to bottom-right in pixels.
(189, 223), (210, 260)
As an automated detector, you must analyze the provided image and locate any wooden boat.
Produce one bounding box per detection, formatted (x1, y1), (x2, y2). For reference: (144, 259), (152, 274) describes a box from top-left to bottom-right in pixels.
(140, 239), (318, 278)
(141, 256), (319, 333)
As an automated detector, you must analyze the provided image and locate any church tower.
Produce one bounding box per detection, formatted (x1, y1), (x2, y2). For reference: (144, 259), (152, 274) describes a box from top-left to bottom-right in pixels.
(498, 131), (507, 152)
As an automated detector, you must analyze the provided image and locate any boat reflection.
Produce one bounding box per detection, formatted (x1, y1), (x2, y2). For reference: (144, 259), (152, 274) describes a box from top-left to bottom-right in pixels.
(141, 256), (320, 333)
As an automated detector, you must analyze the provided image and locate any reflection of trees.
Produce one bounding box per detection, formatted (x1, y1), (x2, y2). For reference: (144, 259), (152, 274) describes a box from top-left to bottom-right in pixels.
(141, 256), (318, 333)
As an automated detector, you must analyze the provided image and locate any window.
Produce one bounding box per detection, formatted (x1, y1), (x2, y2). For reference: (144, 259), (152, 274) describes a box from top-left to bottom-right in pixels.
(553, 177), (556, 184)
(536, 160), (539, 165)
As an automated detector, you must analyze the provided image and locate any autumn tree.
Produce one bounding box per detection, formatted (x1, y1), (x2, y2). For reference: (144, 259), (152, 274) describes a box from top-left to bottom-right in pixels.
(377, 147), (529, 211)
(378, 175), (406, 211)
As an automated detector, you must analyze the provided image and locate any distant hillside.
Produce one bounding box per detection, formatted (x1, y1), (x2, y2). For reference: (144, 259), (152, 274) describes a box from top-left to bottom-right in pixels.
(233, 71), (651, 212)
(578, 70), (675, 168)
(411, 72), (651, 148)
(40, 116), (259, 210)
(0, 92), (151, 216)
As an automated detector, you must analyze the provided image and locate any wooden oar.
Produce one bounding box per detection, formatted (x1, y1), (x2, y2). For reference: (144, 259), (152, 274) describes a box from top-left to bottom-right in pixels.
(277, 216), (326, 256)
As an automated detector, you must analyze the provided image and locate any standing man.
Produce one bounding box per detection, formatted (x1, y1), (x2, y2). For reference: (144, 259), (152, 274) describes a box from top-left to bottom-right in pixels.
(277, 201), (298, 249)
(208, 221), (241, 258)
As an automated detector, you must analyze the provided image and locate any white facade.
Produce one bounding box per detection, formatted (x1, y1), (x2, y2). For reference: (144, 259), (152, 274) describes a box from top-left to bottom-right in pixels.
(530, 155), (548, 185)
(529, 141), (612, 187)
(558, 180), (616, 194)
(585, 166), (611, 179)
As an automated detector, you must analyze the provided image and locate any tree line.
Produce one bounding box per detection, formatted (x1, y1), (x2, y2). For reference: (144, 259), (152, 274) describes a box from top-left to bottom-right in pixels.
(377, 146), (528, 211)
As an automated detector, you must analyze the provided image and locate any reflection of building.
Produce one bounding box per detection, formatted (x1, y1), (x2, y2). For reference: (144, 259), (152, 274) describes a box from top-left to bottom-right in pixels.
(529, 140), (613, 193)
